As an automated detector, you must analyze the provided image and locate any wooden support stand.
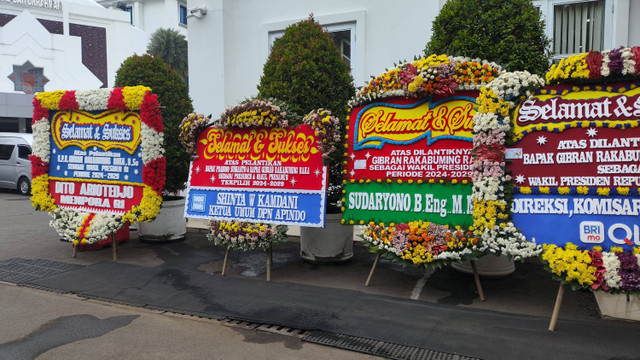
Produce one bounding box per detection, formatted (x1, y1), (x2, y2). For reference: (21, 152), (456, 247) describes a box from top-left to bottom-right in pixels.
(72, 244), (77, 258)
(221, 247), (230, 276)
(266, 245), (272, 282)
(111, 231), (118, 262)
(365, 253), (381, 287)
(548, 283), (565, 331)
(220, 246), (273, 281)
(470, 260), (486, 301)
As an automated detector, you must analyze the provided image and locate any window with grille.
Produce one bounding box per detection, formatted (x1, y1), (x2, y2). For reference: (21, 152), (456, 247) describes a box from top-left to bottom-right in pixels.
(553, 0), (605, 55)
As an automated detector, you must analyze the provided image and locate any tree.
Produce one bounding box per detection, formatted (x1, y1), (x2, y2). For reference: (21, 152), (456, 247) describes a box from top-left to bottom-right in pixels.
(425, 0), (550, 75)
(147, 28), (189, 81)
(257, 16), (355, 212)
(115, 54), (193, 195)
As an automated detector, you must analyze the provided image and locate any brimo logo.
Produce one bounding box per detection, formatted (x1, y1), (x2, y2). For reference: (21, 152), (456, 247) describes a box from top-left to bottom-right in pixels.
(579, 221), (639, 246)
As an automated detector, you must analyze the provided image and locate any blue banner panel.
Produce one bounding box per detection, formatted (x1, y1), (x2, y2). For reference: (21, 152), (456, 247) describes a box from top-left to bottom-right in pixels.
(511, 194), (640, 251)
(184, 188), (325, 227)
(49, 133), (143, 184)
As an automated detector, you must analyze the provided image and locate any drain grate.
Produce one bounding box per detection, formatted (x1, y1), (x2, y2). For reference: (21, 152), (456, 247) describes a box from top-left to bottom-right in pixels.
(0, 258), (83, 285)
(219, 318), (309, 338)
(303, 331), (481, 360)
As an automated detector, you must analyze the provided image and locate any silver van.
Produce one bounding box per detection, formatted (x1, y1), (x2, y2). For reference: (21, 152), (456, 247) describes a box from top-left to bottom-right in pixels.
(0, 133), (33, 195)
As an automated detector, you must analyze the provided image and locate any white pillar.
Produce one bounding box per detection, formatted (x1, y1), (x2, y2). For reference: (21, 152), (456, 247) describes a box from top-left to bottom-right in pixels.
(612, 0), (630, 47)
(187, 0), (225, 116)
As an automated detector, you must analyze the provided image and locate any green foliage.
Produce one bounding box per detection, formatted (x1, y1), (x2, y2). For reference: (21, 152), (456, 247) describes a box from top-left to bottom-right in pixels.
(115, 54), (194, 194)
(257, 17), (355, 212)
(425, 0), (551, 75)
(147, 28), (189, 81)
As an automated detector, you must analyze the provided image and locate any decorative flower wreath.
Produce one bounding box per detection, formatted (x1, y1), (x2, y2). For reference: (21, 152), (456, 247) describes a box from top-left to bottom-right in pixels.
(362, 221), (478, 269)
(180, 97), (342, 163)
(546, 46), (640, 85)
(473, 47), (640, 293)
(179, 113), (210, 159)
(471, 71), (545, 260)
(207, 220), (288, 251)
(349, 54), (502, 108)
(31, 86), (165, 245)
(347, 54), (502, 267)
(218, 97), (301, 128)
(180, 97), (340, 251)
(302, 108), (341, 163)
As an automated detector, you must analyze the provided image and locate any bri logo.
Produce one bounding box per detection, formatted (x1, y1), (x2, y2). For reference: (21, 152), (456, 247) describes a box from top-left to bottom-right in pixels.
(579, 221), (639, 246)
(191, 194), (206, 212)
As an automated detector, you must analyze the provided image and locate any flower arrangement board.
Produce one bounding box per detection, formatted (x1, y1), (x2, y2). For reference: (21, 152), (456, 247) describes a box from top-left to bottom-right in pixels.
(343, 94), (476, 226)
(343, 54), (505, 271)
(183, 124), (327, 227)
(30, 87), (165, 246)
(509, 84), (640, 252)
(473, 47), (640, 295)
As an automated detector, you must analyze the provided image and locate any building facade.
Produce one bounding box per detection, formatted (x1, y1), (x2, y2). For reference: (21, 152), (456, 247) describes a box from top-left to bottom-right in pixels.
(533, 0), (640, 60)
(0, 0), (187, 133)
(186, 0), (640, 118)
(96, 0), (188, 38)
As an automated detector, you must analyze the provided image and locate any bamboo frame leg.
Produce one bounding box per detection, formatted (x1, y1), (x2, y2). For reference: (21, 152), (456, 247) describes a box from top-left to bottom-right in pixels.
(365, 253), (381, 287)
(112, 231), (117, 262)
(549, 283), (565, 331)
(266, 245), (272, 282)
(470, 260), (485, 301)
(221, 247), (230, 276)
(627, 293), (631, 302)
(72, 244), (77, 258)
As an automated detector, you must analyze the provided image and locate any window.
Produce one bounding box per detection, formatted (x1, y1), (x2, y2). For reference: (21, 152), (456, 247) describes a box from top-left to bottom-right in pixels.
(268, 22), (356, 78)
(553, 0), (605, 55)
(329, 30), (351, 68)
(0, 145), (14, 161)
(179, 4), (188, 26)
(17, 145), (31, 160)
(126, 6), (133, 25)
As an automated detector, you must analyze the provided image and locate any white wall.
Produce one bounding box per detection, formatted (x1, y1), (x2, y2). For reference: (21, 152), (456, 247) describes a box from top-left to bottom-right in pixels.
(0, 11), (101, 92)
(0, 2), (147, 91)
(187, 0), (439, 118)
(627, 0), (640, 46)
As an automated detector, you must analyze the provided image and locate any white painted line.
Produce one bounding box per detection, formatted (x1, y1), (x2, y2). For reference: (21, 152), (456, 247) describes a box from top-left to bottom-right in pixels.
(410, 268), (434, 300)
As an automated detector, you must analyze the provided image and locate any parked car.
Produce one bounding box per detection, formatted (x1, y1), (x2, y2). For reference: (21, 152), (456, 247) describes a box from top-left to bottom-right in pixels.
(0, 133), (33, 195)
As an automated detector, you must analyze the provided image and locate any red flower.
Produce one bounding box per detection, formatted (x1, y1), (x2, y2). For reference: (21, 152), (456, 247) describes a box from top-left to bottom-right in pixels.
(58, 91), (79, 110)
(140, 93), (163, 132)
(32, 98), (49, 125)
(631, 46), (640, 75)
(473, 144), (505, 162)
(143, 157), (166, 194)
(589, 250), (609, 291)
(399, 64), (417, 85)
(585, 51), (604, 79)
(107, 88), (126, 110)
(30, 155), (49, 178)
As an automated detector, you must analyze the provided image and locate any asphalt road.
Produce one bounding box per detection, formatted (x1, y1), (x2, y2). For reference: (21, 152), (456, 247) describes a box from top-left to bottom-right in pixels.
(1, 189), (638, 360)
(0, 189), (378, 359)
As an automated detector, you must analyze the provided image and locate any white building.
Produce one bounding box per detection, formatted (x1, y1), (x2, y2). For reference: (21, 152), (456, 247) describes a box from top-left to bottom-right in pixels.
(186, 0), (640, 117)
(96, 0), (188, 37)
(2, 0), (639, 132)
(0, 0), (186, 132)
(533, 0), (640, 60)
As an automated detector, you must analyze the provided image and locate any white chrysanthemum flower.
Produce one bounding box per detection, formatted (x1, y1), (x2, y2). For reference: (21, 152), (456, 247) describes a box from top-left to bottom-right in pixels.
(76, 89), (113, 111)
